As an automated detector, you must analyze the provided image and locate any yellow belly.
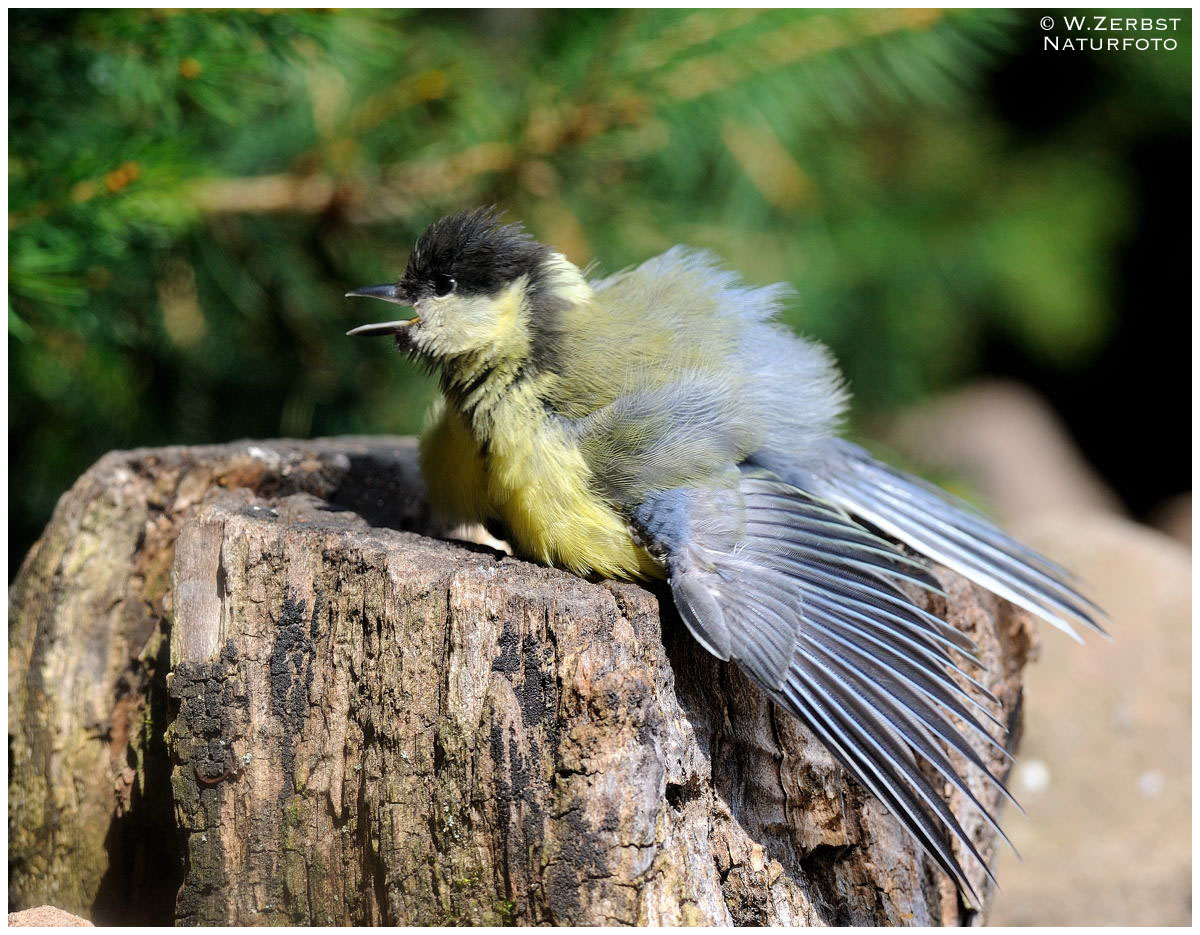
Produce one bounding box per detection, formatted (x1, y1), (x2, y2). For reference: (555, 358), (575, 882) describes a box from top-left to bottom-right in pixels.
(419, 391), (663, 581)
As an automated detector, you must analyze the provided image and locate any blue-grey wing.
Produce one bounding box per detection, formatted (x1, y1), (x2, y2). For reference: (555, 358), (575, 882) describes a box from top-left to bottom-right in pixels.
(630, 467), (1013, 903)
(775, 439), (1108, 644)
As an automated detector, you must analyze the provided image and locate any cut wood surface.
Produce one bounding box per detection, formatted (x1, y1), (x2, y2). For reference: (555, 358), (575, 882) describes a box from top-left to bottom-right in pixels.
(8, 437), (1034, 925)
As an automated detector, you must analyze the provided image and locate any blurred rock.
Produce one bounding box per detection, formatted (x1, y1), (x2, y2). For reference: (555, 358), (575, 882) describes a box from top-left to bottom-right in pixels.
(8, 906), (93, 926)
(880, 380), (1123, 524)
(1148, 492), (1191, 547)
(988, 511), (1191, 926)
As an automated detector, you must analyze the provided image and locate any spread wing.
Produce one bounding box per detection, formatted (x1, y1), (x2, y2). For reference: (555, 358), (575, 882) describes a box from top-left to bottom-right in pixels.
(796, 440), (1108, 643)
(630, 468), (1015, 902)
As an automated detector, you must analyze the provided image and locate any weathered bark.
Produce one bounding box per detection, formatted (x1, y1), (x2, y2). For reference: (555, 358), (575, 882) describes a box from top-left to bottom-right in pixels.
(9, 437), (1035, 925)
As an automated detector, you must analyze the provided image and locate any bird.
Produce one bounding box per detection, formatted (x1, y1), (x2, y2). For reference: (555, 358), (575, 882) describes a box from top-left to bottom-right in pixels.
(345, 206), (1105, 905)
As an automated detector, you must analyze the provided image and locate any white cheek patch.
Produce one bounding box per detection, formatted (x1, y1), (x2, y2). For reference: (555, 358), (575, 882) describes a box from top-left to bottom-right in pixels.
(414, 281), (531, 360)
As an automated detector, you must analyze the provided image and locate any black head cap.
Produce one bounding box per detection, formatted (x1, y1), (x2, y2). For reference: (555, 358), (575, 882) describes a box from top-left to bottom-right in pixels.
(401, 207), (550, 300)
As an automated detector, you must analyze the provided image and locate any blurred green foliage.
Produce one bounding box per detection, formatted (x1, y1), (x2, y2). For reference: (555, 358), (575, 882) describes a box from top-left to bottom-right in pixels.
(8, 9), (1189, 569)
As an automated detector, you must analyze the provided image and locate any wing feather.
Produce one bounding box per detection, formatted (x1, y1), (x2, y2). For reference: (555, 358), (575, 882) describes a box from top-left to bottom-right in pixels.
(630, 467), (1019, 899)
(782, 668), (987, 901)
(803, 441), (1108, 642)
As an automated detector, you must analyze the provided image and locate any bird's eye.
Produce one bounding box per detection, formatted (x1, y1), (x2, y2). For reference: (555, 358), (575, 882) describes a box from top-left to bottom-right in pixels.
(431, 274), (456, 297)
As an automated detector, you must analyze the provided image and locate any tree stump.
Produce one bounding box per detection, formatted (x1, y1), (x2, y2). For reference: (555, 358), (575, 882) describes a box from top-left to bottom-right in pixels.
(8, 438), (1034, 925)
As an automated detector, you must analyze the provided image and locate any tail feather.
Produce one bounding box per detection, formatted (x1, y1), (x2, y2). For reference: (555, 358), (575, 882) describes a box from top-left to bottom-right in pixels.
(801, 440), (1108, 643)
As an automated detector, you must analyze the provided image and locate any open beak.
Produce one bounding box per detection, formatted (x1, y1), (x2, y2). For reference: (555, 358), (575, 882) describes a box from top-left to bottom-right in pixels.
(345, 283), (419, 336)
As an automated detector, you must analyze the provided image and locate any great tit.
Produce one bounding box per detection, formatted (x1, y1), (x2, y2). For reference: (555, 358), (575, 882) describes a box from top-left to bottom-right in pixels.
(346, 207), (1104, 904)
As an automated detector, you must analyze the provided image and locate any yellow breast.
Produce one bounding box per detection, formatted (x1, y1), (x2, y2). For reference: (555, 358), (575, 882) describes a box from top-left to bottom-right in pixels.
(420, 385), (663, 581)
